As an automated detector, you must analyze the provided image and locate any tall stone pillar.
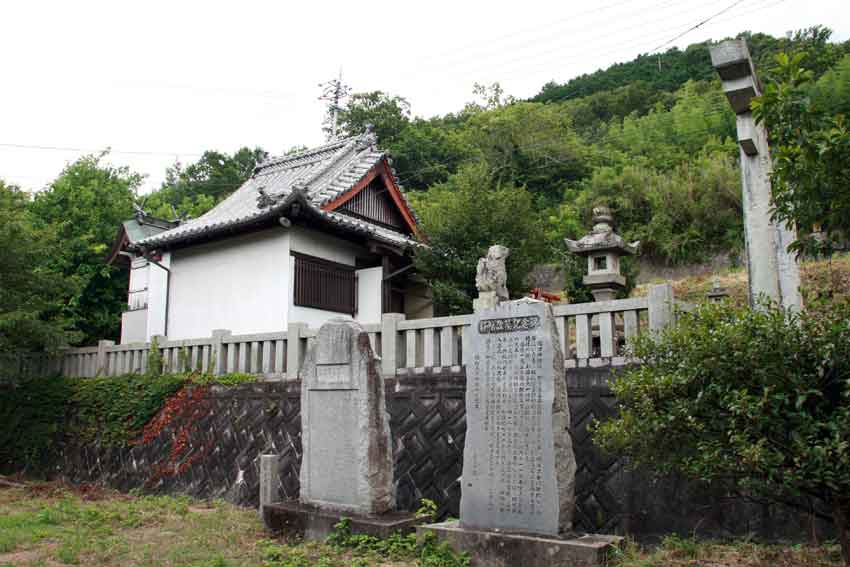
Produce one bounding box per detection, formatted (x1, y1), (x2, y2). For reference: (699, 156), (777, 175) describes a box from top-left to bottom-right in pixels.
(710, 40), (802, 312)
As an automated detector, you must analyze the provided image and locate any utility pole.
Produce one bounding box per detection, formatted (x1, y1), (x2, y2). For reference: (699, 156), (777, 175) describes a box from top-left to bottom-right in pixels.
(710, 39), (802, 312)
(319, 69), (351, 141)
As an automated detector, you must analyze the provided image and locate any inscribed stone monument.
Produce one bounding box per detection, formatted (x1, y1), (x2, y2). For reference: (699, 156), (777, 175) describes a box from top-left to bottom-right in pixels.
(461, 298), (576, 536)
(299, 318), (394, 515)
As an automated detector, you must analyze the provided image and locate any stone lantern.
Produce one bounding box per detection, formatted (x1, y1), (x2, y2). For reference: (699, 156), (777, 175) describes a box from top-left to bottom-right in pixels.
(707, 277), (728, 303)
(565, 207), (639, 302)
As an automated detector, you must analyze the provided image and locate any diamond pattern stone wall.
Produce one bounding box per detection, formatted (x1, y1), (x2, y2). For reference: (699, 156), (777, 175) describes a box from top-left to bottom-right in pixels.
(60, 371), (821, 538)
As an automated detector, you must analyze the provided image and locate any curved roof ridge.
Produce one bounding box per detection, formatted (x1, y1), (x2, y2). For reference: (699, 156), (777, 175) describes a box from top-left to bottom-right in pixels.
(254, 135), (357, 173)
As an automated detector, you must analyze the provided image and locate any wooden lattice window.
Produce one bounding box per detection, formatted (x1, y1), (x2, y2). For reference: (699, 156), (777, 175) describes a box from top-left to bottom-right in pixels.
(293, 252), (356, 315)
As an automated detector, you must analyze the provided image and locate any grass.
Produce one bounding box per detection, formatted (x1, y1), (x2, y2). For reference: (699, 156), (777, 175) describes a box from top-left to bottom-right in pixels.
(0, 481), (268, 567)
(611, 534), (844, 567)
(0, 481), (842, 566)
(0, 480), (460, 567)
(633, 252), (850, 306)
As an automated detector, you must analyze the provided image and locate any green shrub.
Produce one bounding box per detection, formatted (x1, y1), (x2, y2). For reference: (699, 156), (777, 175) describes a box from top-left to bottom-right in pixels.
(69, 373), (186, 446)
(146, 337), (163, 377)
(0, 374), (71, 474)
(593, 299), (850, 563)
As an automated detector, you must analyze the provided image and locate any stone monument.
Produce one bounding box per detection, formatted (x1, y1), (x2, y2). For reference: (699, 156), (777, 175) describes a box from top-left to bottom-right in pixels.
(474, 245), (510, 311)
(710, 39), (801, 312)
(262, 318), (417, 539)
(419, 299), (621, 566)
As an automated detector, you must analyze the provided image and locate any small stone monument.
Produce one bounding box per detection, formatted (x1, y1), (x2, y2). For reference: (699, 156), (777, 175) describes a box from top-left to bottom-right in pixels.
(262, 318), (417, 539)
(419, 299), (621, 566)
(474, 245), (510, 311)
(707, 277), (728, 303)
(565, 207), (639, 302)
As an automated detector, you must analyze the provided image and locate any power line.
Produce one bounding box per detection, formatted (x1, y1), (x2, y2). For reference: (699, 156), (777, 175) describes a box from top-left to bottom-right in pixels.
(647, 0), (748, 55)
(0, 142), (203, 158)
(409, 0), (776, 86)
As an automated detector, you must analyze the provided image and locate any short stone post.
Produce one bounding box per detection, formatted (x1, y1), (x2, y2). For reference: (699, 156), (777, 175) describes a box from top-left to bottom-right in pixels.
(380, 313), (405, 377)
(286, 322), (306, 379)
(96, 340), (114, 376)
(211, 329), (231, 376)
(648, 283), (675, 333)
(259, 454), (281, 527)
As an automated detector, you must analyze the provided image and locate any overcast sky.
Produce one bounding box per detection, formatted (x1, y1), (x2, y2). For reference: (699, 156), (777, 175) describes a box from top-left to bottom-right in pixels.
(1, 0), (848, 194)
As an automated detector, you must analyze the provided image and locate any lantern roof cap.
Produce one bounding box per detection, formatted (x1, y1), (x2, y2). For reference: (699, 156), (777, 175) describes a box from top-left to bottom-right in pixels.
(564, 206), (639, 256)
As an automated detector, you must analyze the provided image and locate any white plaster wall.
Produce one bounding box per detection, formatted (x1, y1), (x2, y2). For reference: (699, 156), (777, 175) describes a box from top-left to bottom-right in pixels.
(128, 256), (149, 310)
(146, 252), (171, 339)
(167, 230), (290, 340)
(288, 225), (377, 328)
(356, 267), (383, 325)
(121, 309), (148, 344)
(289, 225), (363, 264)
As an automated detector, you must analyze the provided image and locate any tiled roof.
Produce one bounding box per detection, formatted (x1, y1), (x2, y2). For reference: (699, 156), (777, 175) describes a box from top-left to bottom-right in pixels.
(136, 131), (419, 249)
(123, 215), (178, 243)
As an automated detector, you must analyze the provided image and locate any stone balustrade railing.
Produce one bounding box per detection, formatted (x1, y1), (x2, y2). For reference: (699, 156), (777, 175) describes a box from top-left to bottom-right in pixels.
(52, 284), (687, 379)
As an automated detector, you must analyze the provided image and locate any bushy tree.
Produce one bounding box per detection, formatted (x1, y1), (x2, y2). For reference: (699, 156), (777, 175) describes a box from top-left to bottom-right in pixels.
(0, 181), (77, 352)
(145, 147), (267, 219)
(411, 162), (547, 314)
(602, 80), (737, 169)
(753, 53), (850, 256)
(812, 55), (850, 117)
(335, 91), (411, 144)
(593, 301), (850, 563)
(574, 151), (742, 264)
(461, 101), (591, 205)
(389, 118), (473, 191)
(28, 154), (140, 344)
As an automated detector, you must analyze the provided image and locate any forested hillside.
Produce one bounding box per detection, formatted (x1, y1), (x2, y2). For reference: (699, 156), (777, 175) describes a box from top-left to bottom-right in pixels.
(2, 27), (849, 348)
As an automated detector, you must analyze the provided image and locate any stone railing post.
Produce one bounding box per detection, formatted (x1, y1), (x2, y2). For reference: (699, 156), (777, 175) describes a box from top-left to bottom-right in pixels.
(380, 313), (406, 377)
(286, 322), (306, 379)
(648, 283), (675, 332)
(96, 340), (115, 376)
(211, 329), (231, 376)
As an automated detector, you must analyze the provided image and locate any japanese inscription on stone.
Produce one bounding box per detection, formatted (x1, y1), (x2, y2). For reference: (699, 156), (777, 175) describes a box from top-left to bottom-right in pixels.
(299, 318), (395, 515)
(461, 299), (576, 536)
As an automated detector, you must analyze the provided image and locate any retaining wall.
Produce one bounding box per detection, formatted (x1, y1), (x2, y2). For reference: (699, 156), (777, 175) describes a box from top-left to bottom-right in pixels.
(60, 371), (823, 540)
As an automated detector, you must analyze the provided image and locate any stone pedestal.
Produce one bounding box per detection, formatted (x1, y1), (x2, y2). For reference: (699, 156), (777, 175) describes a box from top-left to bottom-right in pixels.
(473, 291), (499, 312)
(265, 501), (419, 540)
(417, 521), (623, 567)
